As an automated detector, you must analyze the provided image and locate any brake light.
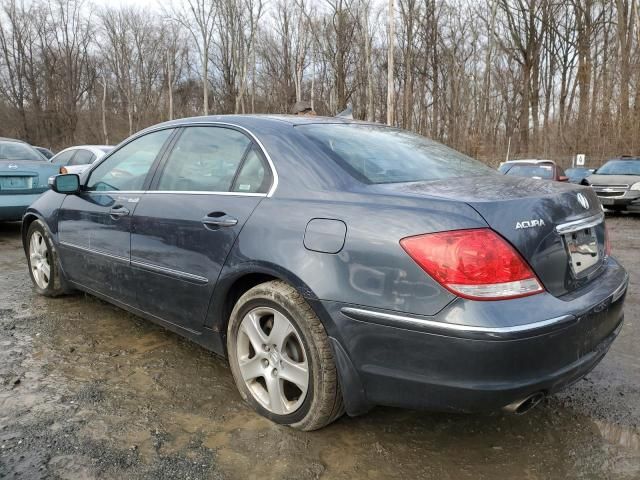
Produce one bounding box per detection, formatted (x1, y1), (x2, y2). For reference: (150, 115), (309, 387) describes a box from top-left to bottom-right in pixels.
(60, 166), (68, 174)
(400, 229), (544, 300)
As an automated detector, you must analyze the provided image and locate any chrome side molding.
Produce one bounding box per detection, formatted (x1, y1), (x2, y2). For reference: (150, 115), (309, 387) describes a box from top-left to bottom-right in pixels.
(340, 306), (576, 340)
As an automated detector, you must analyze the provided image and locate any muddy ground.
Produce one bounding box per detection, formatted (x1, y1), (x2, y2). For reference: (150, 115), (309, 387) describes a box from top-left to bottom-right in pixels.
(1, 216), (639, 480)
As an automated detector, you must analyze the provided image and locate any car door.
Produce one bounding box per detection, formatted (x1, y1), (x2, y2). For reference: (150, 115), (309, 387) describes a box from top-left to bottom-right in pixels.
(130, 125), (273, 332)
(57, 128), (176, 304)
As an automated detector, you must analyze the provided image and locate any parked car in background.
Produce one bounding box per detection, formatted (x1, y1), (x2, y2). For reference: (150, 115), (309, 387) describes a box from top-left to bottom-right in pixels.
(23, 116), (627, 430)
(582, 156), (640, 212)
(0, 137), (59, 221)
(51, 145), (113, 174)
(565, 167), (595, 184)
(499, 159), (569, 182)
(34, 146), (55, 160)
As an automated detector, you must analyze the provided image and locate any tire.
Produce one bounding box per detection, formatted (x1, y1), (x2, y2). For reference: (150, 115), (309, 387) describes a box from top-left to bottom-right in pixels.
(227, 280), (344, 431)
(26, 219), (68, 297)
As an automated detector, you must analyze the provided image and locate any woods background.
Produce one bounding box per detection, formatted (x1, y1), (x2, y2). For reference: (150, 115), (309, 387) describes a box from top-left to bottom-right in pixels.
(0, 0), (639, 166)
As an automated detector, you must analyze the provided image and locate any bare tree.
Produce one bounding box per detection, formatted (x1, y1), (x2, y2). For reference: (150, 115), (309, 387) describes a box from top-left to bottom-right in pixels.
(386, 0), (394, 125)
(168, 0), (217, 115)
(0, 0), (639, 165)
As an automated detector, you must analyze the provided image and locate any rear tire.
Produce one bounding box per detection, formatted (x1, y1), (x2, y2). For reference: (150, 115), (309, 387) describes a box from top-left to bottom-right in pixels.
(227, 280), (344, 431)
(26, 220), (68, 297)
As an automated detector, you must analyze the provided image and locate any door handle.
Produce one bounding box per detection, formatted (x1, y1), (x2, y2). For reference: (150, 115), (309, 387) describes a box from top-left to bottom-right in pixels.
(201, 212), (238, 229)
(109, 205), (130, 219)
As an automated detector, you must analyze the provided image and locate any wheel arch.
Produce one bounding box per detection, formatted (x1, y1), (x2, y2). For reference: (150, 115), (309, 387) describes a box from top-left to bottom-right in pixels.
(21, 211), (45, 252)
(206, 262), (324, 347)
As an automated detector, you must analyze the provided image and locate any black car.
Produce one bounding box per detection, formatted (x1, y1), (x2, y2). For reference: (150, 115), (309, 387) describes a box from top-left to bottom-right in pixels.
(565, 167), (595, 184)
(23, 116), (628, 430)
(34, 146), (55, 160)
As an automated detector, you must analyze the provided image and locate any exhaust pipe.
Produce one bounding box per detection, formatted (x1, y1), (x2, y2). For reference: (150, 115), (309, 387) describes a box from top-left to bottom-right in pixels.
(502, 392), (545, 415)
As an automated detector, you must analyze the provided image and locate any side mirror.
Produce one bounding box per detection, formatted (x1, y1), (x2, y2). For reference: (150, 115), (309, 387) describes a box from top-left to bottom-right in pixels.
(558, 175), (569, 182)
(49, 174), (80, 194)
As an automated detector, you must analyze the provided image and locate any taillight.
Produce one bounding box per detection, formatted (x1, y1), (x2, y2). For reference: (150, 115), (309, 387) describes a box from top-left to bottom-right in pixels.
(60, 166), (68, 174)
(604, 222), (612, 256)
(400, 228), (544, 300)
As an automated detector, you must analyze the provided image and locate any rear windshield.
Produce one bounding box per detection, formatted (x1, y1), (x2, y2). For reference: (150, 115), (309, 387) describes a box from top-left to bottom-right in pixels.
(296, 124), (495, 184)
(504, 164), (554, 179)
(596, 160), (640, 175)
(0, 141), (43, 161)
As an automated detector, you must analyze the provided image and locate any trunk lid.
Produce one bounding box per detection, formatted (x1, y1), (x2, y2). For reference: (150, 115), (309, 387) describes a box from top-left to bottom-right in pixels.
(377, 175), (606, 297)
(0, 160), (56, 194)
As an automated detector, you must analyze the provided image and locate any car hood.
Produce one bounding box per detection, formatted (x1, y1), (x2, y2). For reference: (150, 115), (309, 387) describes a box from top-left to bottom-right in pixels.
(585, 174), (640, 186)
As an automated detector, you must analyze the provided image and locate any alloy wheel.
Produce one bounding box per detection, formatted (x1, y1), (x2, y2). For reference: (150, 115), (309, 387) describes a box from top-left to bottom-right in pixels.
(29, 231), (51, 289)
(236, 306), (309, 415)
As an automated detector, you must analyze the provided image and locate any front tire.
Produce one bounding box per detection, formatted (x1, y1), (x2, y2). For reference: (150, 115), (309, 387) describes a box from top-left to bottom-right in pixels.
(227, 280), (344, 430)
(26, 220), (67, 297)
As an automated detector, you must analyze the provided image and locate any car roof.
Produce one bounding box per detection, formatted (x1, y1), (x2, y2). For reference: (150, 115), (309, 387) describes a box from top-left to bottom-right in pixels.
(55, 145), (112, 154)
(0, 136), (27, 144)
(505, 159), (556, 165)
(144, 114), (376, 132)
(608, 156), (640, 161)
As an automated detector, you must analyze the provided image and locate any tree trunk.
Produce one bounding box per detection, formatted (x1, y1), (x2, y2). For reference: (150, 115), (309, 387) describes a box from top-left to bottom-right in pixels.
(101, 76), (108, 144)
(387, 0), (395, 125)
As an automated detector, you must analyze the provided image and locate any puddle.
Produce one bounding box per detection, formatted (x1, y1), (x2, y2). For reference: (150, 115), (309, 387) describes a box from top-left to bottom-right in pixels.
(595, 420), (640, 452)
(2, 219), (640, 479)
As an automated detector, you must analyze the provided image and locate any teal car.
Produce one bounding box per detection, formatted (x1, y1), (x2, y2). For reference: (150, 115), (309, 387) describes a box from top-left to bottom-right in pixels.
(0, 137), (60, 221)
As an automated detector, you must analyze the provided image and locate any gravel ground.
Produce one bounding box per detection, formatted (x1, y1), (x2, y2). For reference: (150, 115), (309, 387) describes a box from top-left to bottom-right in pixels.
(1, 214), (639, 479)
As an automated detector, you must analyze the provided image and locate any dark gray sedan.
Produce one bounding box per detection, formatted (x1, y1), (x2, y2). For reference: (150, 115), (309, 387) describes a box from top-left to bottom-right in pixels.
(22, 116), (628, 430)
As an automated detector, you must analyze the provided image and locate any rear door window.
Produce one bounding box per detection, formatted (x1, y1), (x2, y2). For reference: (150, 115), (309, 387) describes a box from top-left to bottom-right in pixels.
(53, 150), (77, 165)
(69, 149), (95, 166)
(155, 127), (252, 192)
(231, 147), (271, 193)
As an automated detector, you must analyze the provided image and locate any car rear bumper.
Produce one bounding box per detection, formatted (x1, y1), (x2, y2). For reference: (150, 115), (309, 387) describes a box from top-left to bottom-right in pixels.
(0, 193), (44, 221)
(319, 257), (628, 415)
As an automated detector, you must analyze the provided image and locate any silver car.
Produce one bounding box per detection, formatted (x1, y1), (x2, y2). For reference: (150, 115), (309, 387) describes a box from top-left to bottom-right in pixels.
(584, 157), (640, 211)
(51, 145), (113, 175)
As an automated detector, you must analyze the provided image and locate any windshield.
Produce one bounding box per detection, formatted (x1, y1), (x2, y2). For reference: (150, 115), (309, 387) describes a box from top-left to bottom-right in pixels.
(0, 141), (43, 161)
(296, 124), (495, 184)
(504, 164), (554, 179)
(596, 160), (640, 175)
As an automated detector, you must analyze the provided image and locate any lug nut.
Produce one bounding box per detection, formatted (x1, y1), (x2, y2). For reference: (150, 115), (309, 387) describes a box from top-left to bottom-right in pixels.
(262, 359), (269, 368)
(272, 369), (278, 377)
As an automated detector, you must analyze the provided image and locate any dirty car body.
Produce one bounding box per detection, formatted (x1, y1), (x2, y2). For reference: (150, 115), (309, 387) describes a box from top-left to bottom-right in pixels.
(22, 115), (628, 419)
(0, 138), (59, 221)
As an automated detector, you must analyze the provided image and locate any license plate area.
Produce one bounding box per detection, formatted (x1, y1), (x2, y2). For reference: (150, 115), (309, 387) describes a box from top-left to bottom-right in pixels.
(564, 227), (600, 277)
(0, 176), (33, 190)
